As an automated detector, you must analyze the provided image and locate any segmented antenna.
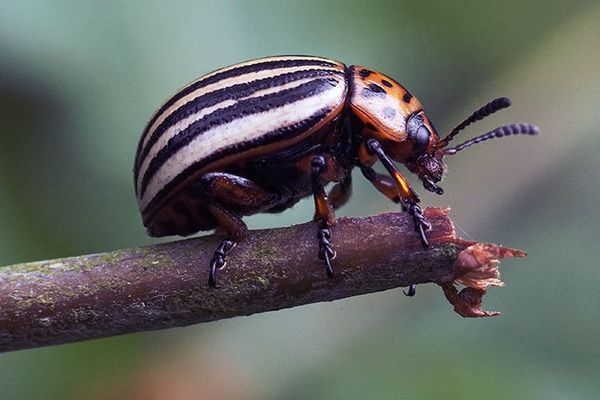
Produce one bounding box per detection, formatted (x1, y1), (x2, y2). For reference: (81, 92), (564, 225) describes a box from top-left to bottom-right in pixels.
(438, 97), (512, 148)
(444, 123), (539, 155)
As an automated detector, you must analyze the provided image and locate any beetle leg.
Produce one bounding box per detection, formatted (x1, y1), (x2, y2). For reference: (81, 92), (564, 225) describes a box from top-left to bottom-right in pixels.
(195, 172), (278, 287)
(407, 202), (431, 247)
(329, 173), (353, 210)
(364, 169), (406, 211)
(205, 203), (245, 287)
(363, 139), (431, 248)
(403, 285), (416, 297)
(359, 167), (409, 211)
(360, 166), (401, 203)
(311, 155), (336, 277)
(209, 238), (236, 288)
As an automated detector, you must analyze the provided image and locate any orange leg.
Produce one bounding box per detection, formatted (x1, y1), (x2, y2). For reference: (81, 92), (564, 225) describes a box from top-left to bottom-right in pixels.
(360, 167), (400, 202)
(360, 139), (431, 248)
(358, 141), (419, 203)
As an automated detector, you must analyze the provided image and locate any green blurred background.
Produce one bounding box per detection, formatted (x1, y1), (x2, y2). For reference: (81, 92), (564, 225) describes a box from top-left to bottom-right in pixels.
(1, 1), (599, 399)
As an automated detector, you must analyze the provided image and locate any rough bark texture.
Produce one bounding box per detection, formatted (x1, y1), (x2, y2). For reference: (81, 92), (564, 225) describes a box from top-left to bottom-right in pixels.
(0, 208), (525, 352)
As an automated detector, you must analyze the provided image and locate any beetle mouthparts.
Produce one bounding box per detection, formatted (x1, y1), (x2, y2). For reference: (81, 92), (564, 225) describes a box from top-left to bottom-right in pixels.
(423, 177), (444, 195)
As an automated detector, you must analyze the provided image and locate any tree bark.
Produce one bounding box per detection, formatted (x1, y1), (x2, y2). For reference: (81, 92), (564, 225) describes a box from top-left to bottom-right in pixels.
(0, 208), (525, 352)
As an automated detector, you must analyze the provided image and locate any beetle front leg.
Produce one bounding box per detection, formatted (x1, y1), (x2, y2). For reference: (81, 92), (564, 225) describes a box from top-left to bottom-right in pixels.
(361, 139), (432, 248)
(311, 155), (336, 277)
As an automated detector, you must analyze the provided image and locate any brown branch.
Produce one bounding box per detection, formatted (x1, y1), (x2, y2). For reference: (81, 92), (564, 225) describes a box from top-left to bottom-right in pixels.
(0, 208), (525, 353)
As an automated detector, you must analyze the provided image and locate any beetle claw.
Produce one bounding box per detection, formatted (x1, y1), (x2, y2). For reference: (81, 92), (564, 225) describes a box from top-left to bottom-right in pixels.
(317, 227), (336, 277)
(403, 285), (416, 297)
(416, 223), (430, 248)
(208, 239), (236, 287)
(322, 248), (335, 277)
(406, 202), (431, 248)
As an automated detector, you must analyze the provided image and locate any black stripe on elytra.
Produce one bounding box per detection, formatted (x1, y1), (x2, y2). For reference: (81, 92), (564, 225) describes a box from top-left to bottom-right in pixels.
(402, 92), (413, 103)
(134, 68), (343, 182)
(140, 77), (339, 196)
(143, 106), (332, 216)
(137, 58), (340, 153)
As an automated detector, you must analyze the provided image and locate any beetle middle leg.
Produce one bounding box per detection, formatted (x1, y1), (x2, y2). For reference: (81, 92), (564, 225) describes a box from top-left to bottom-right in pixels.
(310, 155), (337, 277)
(194, 172), (278, 287)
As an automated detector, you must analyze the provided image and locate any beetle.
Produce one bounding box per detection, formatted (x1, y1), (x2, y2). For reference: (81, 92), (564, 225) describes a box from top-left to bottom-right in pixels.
(134, 55), (539, 288)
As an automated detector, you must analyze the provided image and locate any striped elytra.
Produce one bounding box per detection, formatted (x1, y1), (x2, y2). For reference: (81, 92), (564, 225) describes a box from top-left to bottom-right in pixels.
(133, 55), (538, 285)
(135, 58), (345, 226)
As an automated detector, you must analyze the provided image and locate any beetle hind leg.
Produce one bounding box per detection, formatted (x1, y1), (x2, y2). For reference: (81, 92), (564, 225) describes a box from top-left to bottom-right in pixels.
(194, 172), (278, 287)
(206, 203), (246, 287)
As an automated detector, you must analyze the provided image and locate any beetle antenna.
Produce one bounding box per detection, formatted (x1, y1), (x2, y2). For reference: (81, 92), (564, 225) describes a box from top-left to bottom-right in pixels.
(444, 123), (539, 155)
(438, 97), (512, 148)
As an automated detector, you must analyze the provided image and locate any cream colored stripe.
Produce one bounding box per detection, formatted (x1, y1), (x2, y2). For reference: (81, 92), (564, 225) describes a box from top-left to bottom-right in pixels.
(139, 79), (346, 210)
(141, 64), (342, 152)
(135, 75), (337, 195)
(190, 55), (342, 84)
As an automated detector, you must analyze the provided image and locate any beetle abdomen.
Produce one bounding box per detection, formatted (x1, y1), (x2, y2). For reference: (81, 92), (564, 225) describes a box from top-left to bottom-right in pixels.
(134, 56), (348, 234)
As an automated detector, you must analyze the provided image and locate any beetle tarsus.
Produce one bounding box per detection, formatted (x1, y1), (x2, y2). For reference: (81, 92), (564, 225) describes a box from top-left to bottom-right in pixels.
(403, 285), (416, 297)
(208, 239), (236, 287)
(406, 202), (431, 248)
(317, 226), (336, 277)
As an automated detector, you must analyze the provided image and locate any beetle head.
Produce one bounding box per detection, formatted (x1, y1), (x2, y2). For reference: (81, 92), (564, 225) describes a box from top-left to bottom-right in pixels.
(401, 111), (447, 195)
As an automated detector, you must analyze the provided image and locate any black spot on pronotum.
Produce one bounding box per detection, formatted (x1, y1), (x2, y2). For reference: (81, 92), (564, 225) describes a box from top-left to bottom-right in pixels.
(369, 83), (386, 94)
(381, 79), (393, 88)
(359, 69), (372, 78)
(402, 92), (413, 103)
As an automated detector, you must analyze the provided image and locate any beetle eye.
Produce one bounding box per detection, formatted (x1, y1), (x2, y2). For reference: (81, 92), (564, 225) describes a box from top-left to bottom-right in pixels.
(415, 126), (430, 151)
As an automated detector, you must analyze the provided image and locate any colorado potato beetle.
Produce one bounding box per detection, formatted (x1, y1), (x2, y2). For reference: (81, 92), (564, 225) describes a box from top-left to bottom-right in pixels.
(134, 55), (539, 288)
